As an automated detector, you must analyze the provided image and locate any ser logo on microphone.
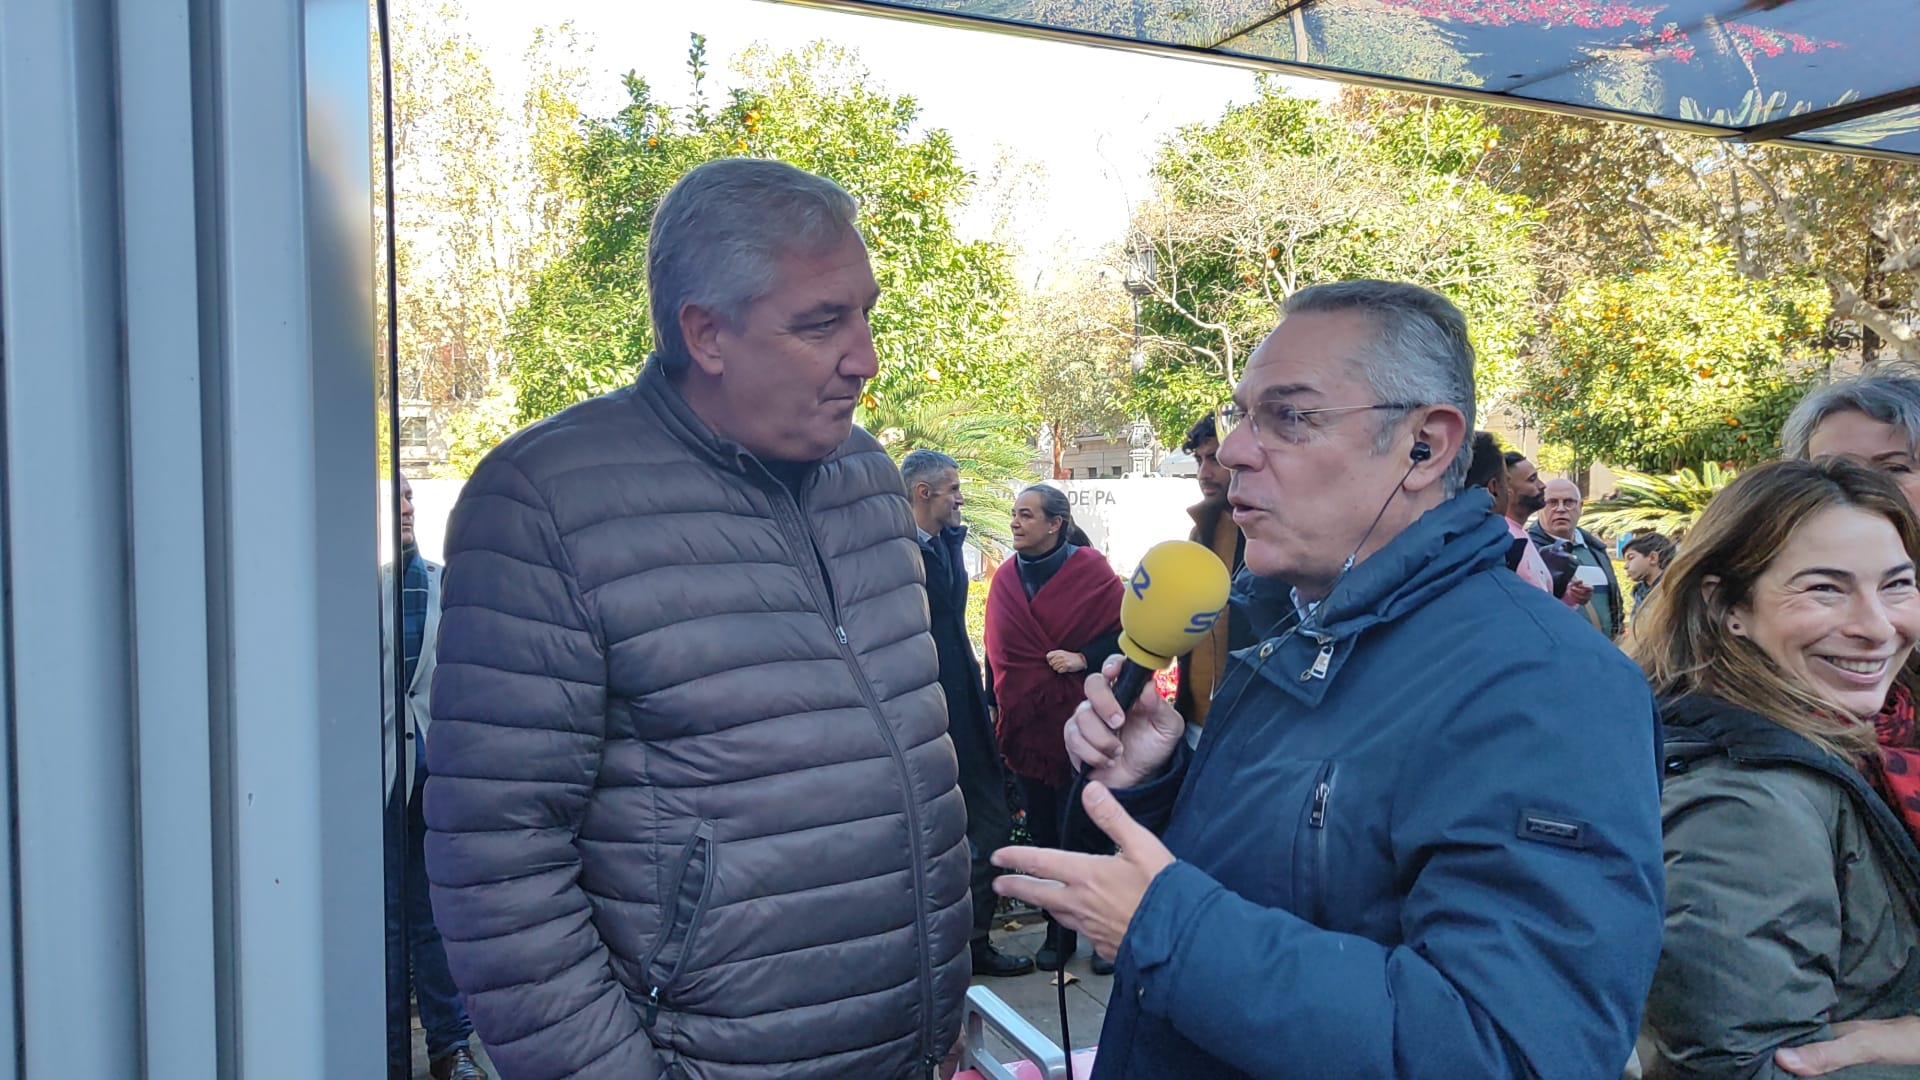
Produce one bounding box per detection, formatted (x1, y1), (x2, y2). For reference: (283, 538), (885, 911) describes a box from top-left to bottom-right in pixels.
(1130, 563), (1220, 634)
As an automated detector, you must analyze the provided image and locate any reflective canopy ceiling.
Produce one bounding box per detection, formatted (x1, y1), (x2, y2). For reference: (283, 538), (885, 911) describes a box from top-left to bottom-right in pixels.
(770, 0), (1920, 160)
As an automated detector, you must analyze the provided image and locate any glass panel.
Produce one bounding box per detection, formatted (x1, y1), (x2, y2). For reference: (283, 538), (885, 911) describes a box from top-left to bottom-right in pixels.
(1504, 0), (1920, 128)
(870, 0), (1920, 153)
(1794, 107), (1920, 157)
(902, 0), (1290, 49)
(1229, 0), (1497, 86)
(370, 6), (414, 1075)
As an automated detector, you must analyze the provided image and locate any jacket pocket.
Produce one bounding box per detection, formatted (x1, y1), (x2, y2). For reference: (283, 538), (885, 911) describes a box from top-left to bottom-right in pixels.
(1289, 761), (1336, 927)
(640, 820), (717, 1028)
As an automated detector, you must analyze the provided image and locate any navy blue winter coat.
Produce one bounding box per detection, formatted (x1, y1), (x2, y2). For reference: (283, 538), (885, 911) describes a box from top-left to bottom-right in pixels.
(1097, 491), (1665, 1079)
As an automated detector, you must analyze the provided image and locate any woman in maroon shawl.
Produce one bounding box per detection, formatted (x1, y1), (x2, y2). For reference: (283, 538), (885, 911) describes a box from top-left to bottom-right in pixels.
(984, 484), (1122, 972)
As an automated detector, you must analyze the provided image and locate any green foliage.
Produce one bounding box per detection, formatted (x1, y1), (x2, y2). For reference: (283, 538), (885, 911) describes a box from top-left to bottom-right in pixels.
(434, 376), (520, 479)
(1128, 85), (1542, 441)
(1010, 263), (1137, 474)
(965, 574), (990, 663)
(1584, 462), (1735, 540)
(862, 396), (1031, 547)
(506, 37), (1023, 425)
(1517, 232), (1829, 472)
(1528, 440), (1579, 476)
(385, 0), (549, 407)
(1129, 360), (1223, 452)
(1488, 107), (1920, 365)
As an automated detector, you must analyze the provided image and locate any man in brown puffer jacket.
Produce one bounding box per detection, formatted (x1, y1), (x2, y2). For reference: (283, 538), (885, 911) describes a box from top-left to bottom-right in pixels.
(424, 158), (971, 1080)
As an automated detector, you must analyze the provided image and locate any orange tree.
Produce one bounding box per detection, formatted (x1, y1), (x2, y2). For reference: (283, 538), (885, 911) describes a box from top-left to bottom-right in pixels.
(1517, 231), (1830, 472)
(506, 35), (1022, 423)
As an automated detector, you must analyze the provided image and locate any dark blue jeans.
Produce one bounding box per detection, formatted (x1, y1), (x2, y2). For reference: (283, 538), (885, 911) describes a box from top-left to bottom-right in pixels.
(386, 751), (472, 1075)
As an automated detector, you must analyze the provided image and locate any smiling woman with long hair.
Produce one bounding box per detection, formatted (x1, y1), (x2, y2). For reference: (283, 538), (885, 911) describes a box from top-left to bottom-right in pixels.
(1630, 458), (1920, 1078)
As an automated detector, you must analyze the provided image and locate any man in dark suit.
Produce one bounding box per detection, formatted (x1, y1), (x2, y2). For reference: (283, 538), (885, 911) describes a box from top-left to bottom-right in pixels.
(901, 449), (1034, 977)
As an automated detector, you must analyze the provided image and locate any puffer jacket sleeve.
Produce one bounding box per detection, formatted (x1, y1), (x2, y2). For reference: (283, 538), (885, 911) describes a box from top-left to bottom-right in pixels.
(423, 456), (665, 1080)
(1644, 766), (1870, 1078)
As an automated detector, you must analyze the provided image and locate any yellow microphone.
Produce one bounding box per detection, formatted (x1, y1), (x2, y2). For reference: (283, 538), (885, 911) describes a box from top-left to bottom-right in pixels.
(1110, 539), (1234, 709)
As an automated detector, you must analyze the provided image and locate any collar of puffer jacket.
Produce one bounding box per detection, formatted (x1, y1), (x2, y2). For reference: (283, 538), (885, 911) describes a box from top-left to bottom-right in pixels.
(629, 354), (861, 480)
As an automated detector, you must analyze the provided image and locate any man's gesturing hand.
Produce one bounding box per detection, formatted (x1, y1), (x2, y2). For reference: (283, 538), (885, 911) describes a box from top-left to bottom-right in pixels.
(1065, 654), (1185, 790)
(991, 781), (1175, 962)
(1777, 1018), (1920, 1076)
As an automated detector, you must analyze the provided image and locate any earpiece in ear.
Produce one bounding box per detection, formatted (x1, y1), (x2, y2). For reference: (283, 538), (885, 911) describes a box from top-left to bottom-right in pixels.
(1410, 441), (1433, 463)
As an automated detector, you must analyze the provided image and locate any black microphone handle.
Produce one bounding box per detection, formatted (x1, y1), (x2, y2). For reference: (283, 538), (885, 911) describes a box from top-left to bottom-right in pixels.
(1109, 659), (1155, 712)
(1059, 657), (1157, 850)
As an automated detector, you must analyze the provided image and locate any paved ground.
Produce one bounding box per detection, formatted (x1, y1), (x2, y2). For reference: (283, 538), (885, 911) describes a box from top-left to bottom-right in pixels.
(965, 908), (1112, 1067)
(405, 907), (1102, 1078)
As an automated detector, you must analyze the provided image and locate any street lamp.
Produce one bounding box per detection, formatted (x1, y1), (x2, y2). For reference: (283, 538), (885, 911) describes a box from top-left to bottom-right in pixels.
(1127, 416), (1155, 476)
(1124, 233), (1156, 298)
(1124, 233), (1155, 373)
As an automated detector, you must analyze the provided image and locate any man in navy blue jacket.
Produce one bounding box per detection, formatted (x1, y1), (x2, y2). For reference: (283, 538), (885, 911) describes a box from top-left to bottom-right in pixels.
(994, 280), (1664, 1079)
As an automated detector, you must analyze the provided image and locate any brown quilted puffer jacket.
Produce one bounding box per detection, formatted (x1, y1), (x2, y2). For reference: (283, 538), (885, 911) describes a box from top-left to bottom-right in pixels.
(424, 357), (970, 1080)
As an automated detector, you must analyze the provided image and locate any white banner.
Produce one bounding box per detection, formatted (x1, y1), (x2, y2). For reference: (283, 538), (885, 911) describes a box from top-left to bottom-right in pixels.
(391, 475), (1208, 580)
(1048, 478), (1202, 578)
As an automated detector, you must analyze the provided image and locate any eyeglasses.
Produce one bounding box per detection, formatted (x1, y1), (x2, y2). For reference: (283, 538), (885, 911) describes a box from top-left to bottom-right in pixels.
(1217, 399), (1421, 447)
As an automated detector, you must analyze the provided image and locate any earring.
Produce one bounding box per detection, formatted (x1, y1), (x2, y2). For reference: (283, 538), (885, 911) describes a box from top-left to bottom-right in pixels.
(1729, 621), (1742, 632)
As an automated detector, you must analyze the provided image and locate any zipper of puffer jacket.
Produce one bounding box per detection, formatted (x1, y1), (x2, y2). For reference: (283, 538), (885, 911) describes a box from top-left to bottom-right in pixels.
(1305, 761), (1335, 927)
(639, 822), (717, 1028)
(770, 482), (938, 1070)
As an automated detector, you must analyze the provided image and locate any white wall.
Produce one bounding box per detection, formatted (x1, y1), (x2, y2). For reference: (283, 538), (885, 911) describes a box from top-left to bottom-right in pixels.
(409, 478), (465, 565)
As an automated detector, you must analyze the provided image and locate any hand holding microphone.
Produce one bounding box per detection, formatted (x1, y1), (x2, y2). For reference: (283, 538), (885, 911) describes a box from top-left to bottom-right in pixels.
(1066, 540), (1231, 790)
(1069, 657), (1184, 790)
(997, 543), (1226, 1042)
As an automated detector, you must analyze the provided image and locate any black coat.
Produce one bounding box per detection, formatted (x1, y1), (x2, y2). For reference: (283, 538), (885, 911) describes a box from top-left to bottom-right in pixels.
(917, 525), (1012, 940)
(1529, 523), (1624, 638)
(919, 526), (995, 759)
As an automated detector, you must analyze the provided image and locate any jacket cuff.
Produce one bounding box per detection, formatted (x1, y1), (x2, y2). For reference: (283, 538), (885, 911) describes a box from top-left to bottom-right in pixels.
(1112, 739), (1191, 834)
(1117, 860), (1218, 1021)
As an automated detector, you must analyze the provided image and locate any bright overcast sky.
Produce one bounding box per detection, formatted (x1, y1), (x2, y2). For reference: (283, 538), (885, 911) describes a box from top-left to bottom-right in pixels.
(456, 0), (1335, 270)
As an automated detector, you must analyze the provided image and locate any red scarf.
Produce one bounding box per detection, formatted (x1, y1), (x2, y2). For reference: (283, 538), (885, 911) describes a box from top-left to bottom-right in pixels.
(984, 547), (1123, 788)
(1869, 682), (1920, 850)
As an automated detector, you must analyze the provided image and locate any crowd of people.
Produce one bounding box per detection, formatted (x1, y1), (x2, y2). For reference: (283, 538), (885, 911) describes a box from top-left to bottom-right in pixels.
(375, 155), (1920, 1079)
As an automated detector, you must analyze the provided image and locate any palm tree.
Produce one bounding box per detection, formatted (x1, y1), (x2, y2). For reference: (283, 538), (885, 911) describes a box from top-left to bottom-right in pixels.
(1583, 462), (1735, 541)
(860, 394), (1036, 550)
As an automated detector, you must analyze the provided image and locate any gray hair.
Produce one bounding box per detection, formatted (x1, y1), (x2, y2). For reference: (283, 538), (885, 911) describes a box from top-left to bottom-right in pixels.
(1781, 372), (1920, 460)
(648, 158), (861, 378)
(1283, 280), (1477, 495)
(899, 449), (958, 491)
